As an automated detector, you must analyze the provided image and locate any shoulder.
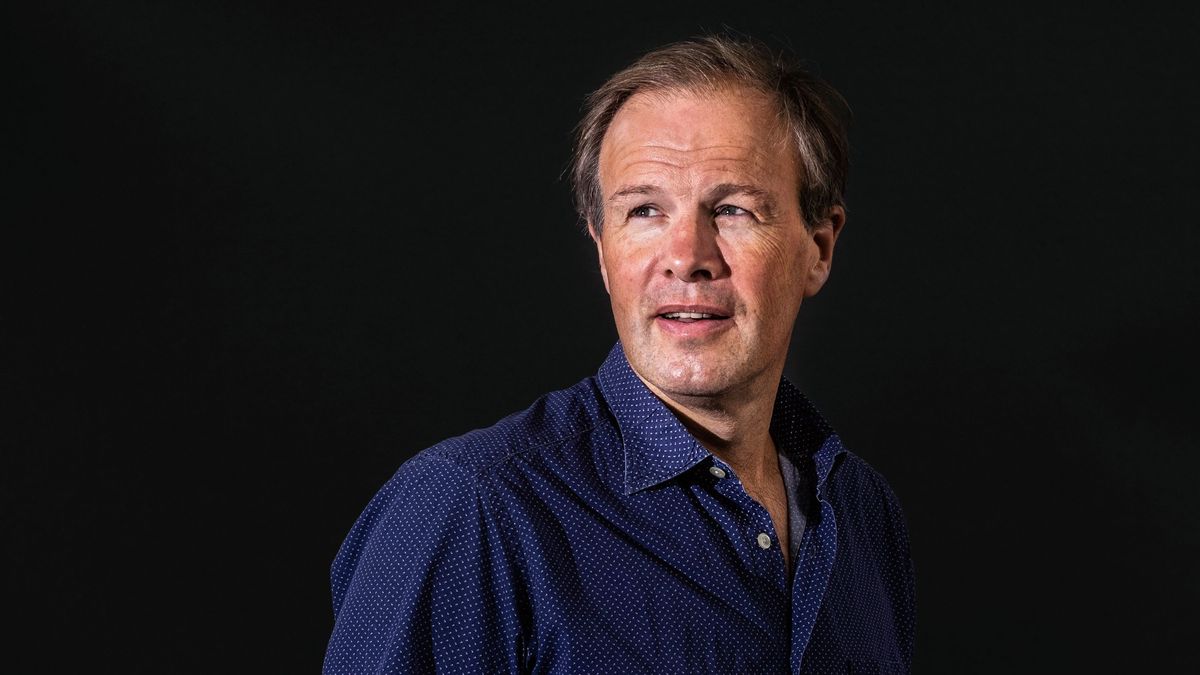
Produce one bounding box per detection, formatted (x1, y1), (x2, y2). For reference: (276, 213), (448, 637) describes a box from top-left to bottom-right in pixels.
(825, 448), (912, 556)
(417, 376), (604, 479)
(828, 449), (907, 512)
(325, 386), (612, 674)
(328, 375), (607, 613)
(339, 375), (606, 550)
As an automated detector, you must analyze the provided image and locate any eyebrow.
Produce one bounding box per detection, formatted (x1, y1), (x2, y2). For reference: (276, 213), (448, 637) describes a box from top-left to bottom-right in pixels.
(608, 183), (774, 202)
(607, 184), (661, 203)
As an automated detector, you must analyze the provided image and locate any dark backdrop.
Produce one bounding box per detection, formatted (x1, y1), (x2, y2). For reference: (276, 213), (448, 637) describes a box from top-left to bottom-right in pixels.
(7, 2), (1198, 672)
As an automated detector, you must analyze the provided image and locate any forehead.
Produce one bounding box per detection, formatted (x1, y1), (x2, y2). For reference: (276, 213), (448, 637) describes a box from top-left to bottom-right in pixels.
(598, 86), (793, 191)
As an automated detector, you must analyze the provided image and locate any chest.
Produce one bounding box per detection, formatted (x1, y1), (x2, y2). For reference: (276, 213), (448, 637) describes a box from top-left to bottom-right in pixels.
(510, 477), (799, 670)
(496, 464), (907, 673)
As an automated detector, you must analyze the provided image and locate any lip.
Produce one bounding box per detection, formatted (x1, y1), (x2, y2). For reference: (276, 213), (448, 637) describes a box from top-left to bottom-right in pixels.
(652, 304), (734, 340)
(653, 304), (733, 318)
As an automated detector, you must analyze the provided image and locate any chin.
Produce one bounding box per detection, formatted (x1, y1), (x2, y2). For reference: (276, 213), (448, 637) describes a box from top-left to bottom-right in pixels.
(622, 333), (758, 400)
(644, 359), (739, 400)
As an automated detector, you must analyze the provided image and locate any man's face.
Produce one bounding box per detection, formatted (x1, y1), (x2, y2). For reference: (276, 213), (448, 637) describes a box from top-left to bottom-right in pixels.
(593, 85), (842, 405)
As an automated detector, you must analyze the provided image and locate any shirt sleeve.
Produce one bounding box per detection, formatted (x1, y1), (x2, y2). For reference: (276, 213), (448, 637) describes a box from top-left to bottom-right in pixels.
(323, 450), (524, 674)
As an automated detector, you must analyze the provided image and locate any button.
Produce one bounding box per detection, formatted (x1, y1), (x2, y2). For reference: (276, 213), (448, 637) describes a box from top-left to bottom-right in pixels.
(708, 466), (726, 479)
(757, 533), (772, 549)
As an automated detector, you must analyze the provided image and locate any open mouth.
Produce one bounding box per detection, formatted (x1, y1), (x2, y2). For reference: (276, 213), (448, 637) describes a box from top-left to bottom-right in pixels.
(658, 311), (729, 323)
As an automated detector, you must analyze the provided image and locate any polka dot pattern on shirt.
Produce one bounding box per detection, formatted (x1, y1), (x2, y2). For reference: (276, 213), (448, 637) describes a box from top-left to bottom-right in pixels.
(325, 343), (915, 673)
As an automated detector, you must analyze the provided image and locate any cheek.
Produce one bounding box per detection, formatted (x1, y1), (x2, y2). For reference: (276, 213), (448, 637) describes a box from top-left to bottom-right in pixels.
(604, 244), (655, 293)
(603, 262), (644, 316)
(726, 229), (796, 268)
(733, 239), (812, 311)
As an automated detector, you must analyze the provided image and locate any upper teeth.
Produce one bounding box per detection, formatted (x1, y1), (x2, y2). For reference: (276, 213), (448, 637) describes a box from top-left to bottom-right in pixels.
(664, 312), (715, 319)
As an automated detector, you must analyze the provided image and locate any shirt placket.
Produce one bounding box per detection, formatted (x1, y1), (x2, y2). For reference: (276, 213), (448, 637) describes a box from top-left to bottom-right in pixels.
(706, 457), (790, 593)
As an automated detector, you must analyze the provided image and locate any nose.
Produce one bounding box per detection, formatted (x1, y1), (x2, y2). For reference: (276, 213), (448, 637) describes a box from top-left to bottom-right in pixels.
(664, 214), (728, 281)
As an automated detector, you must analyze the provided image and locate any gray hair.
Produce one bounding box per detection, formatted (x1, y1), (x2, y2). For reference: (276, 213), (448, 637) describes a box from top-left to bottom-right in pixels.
(570, 35), (851, 234)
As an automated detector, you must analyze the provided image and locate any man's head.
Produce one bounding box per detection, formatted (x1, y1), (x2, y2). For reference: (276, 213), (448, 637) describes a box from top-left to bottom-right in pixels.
(571, 36), (851, 237)
(574, 37), (850, 407)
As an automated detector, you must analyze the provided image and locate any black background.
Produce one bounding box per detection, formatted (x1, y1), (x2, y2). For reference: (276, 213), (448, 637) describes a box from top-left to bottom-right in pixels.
(7, 2), (1199, 672)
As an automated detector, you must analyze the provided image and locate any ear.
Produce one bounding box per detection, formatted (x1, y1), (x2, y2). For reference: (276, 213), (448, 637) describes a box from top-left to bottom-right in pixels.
(803, 205), (846, 298)
(588, 221), (611, 294)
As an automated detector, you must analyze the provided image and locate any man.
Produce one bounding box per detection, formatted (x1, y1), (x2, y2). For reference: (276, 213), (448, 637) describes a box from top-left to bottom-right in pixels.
(324, 36), (915, 673)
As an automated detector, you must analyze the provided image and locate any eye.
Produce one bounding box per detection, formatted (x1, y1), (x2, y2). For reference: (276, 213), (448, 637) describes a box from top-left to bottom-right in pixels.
(629, 205), (663, 219)
(714, 204), (751, 218)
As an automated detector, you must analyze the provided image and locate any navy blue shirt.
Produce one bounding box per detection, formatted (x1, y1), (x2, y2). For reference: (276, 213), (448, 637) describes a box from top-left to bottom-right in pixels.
(325, 344), (915, 673)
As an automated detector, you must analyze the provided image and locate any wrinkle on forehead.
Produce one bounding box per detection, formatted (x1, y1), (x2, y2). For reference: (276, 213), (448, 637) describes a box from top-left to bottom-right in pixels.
(608, 149), (776, 179)
(619, 86), (789, 141)
(599, 86), (796, 197)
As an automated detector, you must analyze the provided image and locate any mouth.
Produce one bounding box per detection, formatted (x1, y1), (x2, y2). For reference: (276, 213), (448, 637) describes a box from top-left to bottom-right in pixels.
(654, 305), (733, 326)
(653, 305), (733, 339)
(658, 311), (729, 322)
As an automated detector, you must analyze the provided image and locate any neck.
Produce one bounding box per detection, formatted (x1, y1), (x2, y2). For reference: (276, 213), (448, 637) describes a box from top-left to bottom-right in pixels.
(635, 366), (783, 482)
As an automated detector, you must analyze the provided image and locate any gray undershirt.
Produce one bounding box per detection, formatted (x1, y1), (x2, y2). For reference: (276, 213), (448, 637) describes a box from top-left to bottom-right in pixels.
(777, 450), (813, 577)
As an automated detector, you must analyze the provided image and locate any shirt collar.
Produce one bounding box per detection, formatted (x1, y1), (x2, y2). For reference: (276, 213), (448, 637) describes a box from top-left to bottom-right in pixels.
(596, 343), (711, 495)
(596, 342), (845, 496)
